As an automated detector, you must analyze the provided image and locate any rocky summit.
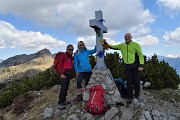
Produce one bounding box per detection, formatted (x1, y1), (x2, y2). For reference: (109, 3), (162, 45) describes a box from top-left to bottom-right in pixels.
(0, 48), (51, 67)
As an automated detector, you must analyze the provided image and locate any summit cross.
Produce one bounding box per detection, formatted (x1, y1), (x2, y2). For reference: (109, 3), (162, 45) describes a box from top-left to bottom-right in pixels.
(89, 10), (107, 70)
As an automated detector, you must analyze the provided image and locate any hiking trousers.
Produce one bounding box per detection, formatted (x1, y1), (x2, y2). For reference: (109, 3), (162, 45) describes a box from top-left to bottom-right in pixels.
(125, 67), (140, 99)
(77, 72), (92, 89)
(58, 72), (70, 104)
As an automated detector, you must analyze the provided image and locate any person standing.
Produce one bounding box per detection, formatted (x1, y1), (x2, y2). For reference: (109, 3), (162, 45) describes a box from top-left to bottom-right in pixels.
(74, 41), (96, 102)
(103, 33), (144, 103)
(57, 44), (74, 109)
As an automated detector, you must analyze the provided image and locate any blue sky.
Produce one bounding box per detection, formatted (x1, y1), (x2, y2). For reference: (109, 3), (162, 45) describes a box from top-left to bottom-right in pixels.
(0, 0), (180, 60)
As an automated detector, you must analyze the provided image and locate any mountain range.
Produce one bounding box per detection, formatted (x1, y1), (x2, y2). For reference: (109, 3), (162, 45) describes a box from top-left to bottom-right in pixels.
(0, 48), (51, 67)
(0, 59), (3, 63)
(157, 55), (180, 75)
(0, 49), (54, 84)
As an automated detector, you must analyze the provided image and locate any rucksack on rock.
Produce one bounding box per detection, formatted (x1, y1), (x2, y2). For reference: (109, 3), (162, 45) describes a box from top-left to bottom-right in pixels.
(54, 52), (72, 73)
(85, 85), (107, 115)
(113, 78), (127, 98)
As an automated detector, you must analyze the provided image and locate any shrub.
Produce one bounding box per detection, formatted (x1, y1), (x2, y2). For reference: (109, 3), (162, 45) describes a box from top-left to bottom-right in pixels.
(90, 53), (180, 89)
(0, 68), (59, 109)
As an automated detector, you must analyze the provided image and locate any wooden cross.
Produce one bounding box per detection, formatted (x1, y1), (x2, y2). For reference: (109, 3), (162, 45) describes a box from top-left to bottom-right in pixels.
(89, 10), (107, 70)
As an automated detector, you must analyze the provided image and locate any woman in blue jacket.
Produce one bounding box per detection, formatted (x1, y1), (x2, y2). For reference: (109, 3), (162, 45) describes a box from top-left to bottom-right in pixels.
(74, 41), (96, 101)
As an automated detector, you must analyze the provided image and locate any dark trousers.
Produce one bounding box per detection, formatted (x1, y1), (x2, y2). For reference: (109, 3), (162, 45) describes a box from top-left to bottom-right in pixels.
(125, 67), (140, 99)
(77, 72), (92, 89)
(58, 72), (70, 104)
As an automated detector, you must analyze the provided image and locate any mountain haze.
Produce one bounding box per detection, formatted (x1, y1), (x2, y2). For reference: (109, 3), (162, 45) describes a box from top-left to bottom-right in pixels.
(158, 55), (180, 75)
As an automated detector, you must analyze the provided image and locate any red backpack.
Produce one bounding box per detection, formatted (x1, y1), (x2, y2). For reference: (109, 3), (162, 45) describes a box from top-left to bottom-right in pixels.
(53, 52), (72, 73)
(85, 85), (107, 115)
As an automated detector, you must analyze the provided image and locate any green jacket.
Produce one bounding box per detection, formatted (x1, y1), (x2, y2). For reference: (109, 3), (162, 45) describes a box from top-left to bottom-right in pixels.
(109, 41), (144, 67)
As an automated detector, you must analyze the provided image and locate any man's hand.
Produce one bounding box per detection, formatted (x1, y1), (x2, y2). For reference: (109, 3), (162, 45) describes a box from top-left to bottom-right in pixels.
(138, 67), (143, 71)
(61, 74), (66, 78)
(101, 39), (110, 49)
(102, 39), (106, 43)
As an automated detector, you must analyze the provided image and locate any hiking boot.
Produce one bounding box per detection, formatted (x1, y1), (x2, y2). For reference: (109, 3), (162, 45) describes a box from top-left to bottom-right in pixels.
(58, 103), (66, 109)
(63, 100), (71, 105)
(74, 95), (83, 102)
(126, 98), (133, 106)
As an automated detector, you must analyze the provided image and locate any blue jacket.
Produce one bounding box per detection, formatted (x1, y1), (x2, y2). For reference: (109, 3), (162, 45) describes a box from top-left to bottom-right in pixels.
(74, 47), (96, 72)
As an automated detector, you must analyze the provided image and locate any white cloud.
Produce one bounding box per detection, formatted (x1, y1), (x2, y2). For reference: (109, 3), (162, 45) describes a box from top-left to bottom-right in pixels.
(104, 38), (121, 45)
(0, 20), (66, 50)
(128, 24), (151, 37)
(76, 36), (96, 49)
(134, 35), (159, 46)
(0, 0), (155, 37)
(163, 27), (180, 45)
(75, 34), (159, 49)
(157, 0), (180, 16)
(76, 35), (119, 49)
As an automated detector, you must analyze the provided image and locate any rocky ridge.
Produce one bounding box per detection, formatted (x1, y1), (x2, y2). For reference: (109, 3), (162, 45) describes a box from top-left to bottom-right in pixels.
(0, 55), (54, 84)
(0, 48), (51, 67)
(0, 48), (54, 85)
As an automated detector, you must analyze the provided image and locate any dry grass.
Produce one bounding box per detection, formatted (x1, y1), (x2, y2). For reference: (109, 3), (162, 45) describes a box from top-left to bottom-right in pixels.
(0, 55), (54, 83)
(0, 79), (179, 120)
(0, 78), (77, 120)
(1, 86), (59, 120)
(144, 88), (180, 102)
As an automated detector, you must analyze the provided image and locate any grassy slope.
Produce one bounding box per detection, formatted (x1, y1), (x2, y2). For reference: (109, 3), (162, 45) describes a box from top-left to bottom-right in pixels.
(0, 55), (54, 83)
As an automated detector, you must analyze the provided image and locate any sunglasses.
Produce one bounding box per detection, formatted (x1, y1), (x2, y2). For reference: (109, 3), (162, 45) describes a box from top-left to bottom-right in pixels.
(68, 49), (74, 51)
(125, 37), (131, 38)
(79, 44), (84, 46)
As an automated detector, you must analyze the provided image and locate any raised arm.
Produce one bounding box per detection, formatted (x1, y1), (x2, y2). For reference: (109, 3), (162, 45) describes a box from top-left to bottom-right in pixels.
(87, 46), (96, 55)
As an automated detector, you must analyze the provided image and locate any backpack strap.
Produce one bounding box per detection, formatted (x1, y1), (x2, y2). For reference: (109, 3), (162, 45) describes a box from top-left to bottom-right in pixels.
(63, 52), (67, 61)
(60, 52), (69, 62)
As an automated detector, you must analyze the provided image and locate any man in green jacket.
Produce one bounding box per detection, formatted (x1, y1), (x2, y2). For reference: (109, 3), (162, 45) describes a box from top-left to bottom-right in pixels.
(103, 33), (144, 103)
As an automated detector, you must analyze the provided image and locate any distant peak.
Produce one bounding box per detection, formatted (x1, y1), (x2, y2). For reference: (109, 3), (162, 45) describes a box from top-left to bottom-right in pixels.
(37, 48), (51, 56)
(0, 48), (52, 67)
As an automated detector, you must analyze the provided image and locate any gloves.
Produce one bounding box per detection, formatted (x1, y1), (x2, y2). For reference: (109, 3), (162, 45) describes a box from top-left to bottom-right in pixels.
(100, 39), (110, 49)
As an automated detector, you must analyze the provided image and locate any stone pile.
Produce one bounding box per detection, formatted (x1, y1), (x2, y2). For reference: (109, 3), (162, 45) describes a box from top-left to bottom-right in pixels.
(83, 69), (124, 105)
